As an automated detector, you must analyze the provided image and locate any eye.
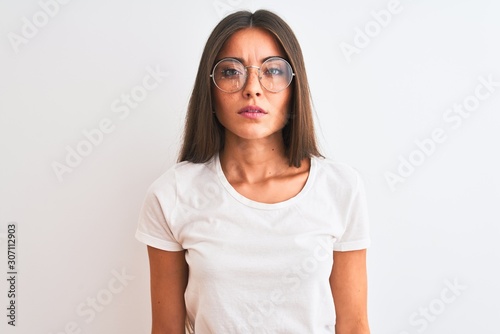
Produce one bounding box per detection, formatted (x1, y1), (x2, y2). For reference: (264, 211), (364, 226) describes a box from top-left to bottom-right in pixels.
(221, 67), (243, 78)
(262, 59), (287, 77)
(264, 67), (283, 76)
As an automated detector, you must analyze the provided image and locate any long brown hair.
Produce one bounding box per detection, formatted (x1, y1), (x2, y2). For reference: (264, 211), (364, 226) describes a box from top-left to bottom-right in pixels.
(178, 10), (321, 167)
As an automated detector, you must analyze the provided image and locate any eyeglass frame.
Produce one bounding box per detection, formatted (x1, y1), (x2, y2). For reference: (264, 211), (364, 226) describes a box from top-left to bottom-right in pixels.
(209, 56), (296, 93)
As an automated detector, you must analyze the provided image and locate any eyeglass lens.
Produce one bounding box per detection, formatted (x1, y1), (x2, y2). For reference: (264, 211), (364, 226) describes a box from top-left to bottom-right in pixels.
(212, 58), (293, 93)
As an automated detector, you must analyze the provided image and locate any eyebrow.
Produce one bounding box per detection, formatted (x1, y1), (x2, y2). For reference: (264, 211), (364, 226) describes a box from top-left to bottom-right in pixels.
(219, 56), (283, 64)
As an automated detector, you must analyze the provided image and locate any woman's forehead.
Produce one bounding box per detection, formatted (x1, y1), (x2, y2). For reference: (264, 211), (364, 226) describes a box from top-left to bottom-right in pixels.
(217, 28), (286, 63)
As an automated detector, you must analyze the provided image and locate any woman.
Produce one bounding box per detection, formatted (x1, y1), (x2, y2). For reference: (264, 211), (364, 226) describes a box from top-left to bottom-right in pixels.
(136, 9), (371, 334)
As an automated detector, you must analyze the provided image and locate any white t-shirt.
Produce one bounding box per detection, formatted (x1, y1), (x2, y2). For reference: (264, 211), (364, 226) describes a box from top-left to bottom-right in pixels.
(135, 154), (370, 333)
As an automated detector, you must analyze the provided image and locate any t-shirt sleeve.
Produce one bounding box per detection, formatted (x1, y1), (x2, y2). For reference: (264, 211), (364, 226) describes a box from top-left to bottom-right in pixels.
(333, 169), (371, 252)
(135, 178), (184, 252)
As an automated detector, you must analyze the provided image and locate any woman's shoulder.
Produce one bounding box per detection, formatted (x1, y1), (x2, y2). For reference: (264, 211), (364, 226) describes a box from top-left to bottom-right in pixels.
(148, 158), (216, 192)
(312, 156), (363, 189)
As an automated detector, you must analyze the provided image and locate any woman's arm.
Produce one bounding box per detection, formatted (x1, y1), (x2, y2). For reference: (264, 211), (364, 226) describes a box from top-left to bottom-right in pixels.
(330, 249), (370, 334)
(147, 246), (189, 334)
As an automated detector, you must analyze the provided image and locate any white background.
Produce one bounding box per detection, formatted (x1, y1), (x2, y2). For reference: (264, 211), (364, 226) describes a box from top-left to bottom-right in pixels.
(1, 0), (499, 333)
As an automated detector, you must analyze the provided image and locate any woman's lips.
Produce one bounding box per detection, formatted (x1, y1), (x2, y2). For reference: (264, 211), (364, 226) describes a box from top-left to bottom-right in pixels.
(238, 106), (267, 119)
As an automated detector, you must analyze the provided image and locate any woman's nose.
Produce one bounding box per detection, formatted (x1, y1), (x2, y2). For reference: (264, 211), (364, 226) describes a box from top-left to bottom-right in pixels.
(242, 67), (262, 97)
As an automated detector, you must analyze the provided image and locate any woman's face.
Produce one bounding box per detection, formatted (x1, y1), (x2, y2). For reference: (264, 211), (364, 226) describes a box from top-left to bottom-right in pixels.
(212, 28), (292, 144)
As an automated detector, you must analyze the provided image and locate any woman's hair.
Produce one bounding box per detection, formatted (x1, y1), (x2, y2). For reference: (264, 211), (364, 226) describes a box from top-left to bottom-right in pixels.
(178, 9), (322, 167)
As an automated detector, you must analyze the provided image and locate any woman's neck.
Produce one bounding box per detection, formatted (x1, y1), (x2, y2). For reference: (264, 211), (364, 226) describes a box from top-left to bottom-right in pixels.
(219, 134), (290, 184)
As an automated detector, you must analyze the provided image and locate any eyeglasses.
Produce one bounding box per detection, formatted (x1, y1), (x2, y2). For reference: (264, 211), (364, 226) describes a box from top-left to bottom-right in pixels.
(210, 57), (295, 93)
